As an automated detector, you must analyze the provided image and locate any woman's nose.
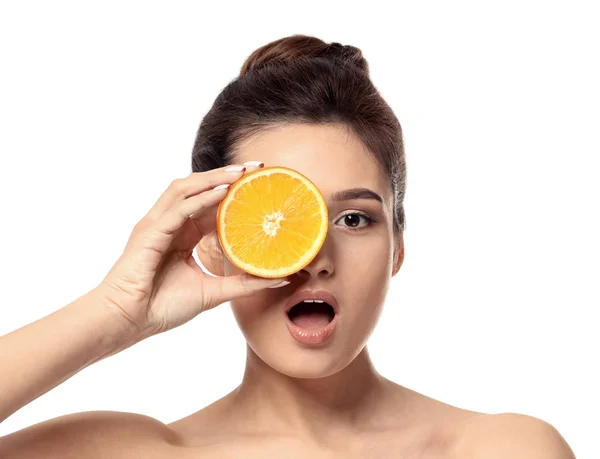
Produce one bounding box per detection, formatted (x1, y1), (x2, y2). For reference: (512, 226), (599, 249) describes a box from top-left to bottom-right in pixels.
(295, 240), (334, 280)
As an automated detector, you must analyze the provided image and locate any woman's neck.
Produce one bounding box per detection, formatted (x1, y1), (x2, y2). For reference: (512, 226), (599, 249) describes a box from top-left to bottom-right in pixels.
(230, 345), (404, 440)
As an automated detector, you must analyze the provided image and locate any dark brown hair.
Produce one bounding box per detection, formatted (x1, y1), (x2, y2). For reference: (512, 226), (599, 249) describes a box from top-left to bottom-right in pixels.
(191, 34), (407, 232)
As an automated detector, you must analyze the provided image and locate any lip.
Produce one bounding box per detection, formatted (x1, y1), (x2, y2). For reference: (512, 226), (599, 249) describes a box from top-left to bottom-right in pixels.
(284, 289), (339, 346)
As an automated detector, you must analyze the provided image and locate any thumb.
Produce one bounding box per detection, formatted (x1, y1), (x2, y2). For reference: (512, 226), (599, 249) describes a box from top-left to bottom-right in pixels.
(202, 272), (291, 311)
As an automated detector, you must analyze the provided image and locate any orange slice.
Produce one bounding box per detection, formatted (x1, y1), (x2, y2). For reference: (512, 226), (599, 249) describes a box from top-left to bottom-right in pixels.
(217, 166), (328, 278)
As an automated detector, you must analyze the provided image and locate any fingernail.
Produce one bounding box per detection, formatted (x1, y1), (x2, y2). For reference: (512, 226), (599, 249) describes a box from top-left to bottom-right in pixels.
(243, 161), (264, 168)
(213, 184), (230, 191)
(225, 165), (246, 173)
(267, 280), (291, 289)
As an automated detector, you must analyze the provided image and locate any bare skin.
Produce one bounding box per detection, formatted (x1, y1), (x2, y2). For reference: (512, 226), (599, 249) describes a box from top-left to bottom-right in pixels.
(166, 361), (483, 458)
(0, 124), (575, 458)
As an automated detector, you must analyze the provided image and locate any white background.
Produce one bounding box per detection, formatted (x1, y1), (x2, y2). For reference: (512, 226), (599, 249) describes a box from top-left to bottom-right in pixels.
(0, 1), (598, 456)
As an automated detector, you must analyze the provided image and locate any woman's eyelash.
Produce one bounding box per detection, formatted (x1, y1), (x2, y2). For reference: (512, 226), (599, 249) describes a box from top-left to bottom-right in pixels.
(336, 212), (377, 231)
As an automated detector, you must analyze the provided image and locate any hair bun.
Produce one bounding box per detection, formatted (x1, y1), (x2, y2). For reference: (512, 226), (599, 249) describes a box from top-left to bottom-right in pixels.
(239, 34), (369, 77)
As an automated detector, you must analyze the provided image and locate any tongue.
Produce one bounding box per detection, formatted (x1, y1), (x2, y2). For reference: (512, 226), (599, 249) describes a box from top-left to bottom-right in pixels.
(291, 312), (331, 330)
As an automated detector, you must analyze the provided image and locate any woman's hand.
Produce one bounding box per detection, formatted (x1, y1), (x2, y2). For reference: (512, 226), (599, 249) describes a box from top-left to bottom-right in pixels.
(96, 163), (288, 340)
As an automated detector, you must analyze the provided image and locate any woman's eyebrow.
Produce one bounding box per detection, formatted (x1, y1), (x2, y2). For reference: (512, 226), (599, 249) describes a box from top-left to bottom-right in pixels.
(329, 188), (383, 203)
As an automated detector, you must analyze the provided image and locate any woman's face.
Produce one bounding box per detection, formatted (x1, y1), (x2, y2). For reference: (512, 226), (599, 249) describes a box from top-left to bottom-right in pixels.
(223, 123), (403, 378)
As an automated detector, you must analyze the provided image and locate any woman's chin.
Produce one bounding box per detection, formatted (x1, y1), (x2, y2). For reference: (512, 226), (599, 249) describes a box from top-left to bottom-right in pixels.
(247, 340), (350, 379)
(264, 356), (345, 379)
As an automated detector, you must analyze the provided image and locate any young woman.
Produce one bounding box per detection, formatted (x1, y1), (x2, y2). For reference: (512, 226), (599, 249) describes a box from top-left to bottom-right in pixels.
(0, 35), (575, 458)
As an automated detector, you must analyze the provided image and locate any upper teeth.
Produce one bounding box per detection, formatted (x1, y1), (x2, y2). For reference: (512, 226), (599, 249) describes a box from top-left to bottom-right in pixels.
(303, 300), (323, 303)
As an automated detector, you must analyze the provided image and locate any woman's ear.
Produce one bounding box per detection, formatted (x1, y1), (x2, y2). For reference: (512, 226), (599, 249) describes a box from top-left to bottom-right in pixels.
(195, 231), (225, 277)
(392, 234), (404, 277)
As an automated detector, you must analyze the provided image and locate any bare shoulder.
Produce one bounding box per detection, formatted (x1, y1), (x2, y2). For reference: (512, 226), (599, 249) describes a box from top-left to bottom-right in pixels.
(454, 412), (576, 459)
(0, 411), (181, 458)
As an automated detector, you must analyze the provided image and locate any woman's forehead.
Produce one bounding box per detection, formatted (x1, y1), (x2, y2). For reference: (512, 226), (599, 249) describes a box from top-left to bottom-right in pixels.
(234, 123), (389, 200)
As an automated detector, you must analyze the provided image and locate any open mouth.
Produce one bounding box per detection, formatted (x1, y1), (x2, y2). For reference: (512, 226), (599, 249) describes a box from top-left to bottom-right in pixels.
(287, 301), (336, 330)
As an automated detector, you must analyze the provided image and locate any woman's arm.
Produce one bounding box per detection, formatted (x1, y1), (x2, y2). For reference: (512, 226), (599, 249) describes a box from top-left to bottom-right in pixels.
(0, 163), (276, 456)
(0, 286), (138, 424)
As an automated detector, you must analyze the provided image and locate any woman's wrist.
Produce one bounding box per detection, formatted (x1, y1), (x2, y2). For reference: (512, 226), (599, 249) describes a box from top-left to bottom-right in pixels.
(78, 286), (146, 359)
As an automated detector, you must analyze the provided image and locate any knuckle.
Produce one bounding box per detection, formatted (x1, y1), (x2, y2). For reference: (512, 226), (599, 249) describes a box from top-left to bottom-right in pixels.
(169, 177), (184, 189)
(133, 217), (148, 232)
(126, 225), (155, 252)
(194, 169), (225, 190)
(239, 275), (250, 294)
(168, 178), (187, 198)
(204, 173), (223, 189)
(192, 200), (207, 215)
(130, 217), (152, 240)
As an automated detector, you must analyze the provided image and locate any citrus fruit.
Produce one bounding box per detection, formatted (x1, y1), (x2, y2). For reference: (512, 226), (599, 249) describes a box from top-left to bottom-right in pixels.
(216, 166), (328, 278)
